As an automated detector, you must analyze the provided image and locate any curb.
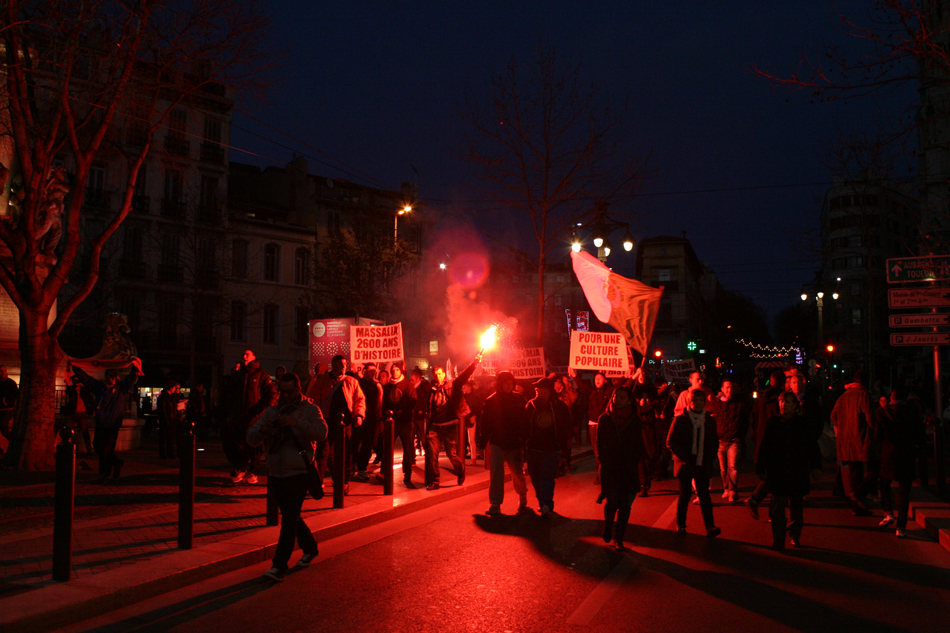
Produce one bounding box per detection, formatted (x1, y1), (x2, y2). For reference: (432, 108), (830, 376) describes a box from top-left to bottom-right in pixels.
(910, 491), (950, 553)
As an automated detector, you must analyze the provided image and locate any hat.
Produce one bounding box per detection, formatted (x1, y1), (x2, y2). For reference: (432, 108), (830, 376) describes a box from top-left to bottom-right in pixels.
(532, 377), (555, 390)
(784, 366), (806, 379)
(496, 371), (515, 383)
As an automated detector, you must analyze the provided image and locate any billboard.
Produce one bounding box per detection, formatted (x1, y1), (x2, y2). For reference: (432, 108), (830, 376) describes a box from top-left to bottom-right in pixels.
(309, 317), (384, 369)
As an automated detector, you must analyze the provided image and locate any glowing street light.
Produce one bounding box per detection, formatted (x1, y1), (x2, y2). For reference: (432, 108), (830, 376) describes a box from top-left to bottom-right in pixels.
(394, 204), (412, 245)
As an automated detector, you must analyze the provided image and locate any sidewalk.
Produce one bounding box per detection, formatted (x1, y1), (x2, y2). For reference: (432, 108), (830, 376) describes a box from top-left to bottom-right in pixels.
(0, 435), (593, 633)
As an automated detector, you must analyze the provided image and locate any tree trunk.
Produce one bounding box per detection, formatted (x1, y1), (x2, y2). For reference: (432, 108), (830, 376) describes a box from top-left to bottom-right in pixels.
(536, 254), (546, 346)
(4, 310), (63, 471)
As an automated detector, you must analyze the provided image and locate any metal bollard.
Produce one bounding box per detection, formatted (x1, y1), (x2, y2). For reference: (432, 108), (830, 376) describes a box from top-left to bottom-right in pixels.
(178, 418), (195, 549)
(266, 473), (279, 525)
(333, 412), (346, 509)
(382, 411), (394, 496)
(53, 427), (75, 582)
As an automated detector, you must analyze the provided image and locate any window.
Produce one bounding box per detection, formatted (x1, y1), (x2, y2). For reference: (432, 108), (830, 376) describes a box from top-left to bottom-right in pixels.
(123, 227), (143, 261)
(194, 299), (215, 338)
(263, 243), (280, 281)
(158, 299), (178, 347)
(199, 175), (218, 219)
(161, 234), (180, 266)
(294, 306), (309, 346)
(657, 268), (672, 283)
(230, 301), (247, 341)
(203, 117), (222, 143)
(263, 304), (279, 344)
(170, 109), (187, 135)
(294, 247), (311, 285)
(196, 238), (215, 286)
(851, 283), (861, 296)
(164, 169), (183, 202)
(87, 165), (105, 201)
(852, 308), (862, 325)
(231, 239), (248, 278)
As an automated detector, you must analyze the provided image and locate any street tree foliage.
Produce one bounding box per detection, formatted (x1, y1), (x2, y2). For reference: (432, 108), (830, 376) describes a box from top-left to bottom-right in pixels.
(0, 0), (272, 470)
(463, 43), (645, 346)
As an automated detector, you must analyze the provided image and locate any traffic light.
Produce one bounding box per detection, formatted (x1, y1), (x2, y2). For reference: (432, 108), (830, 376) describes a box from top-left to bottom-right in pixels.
(826, 344), (835, 354)
(653, 350), (662, 360)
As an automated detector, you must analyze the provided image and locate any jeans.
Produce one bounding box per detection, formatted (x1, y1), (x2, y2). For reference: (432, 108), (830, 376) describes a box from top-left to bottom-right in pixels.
(271, 474), (318, 570)
(880, 476), (913, 530)
(488, 444), (527, 505)
(676, 468), (715, 529)
(426, 423), (463, 485)
(526, 449), (560, 511)
(769, 494), (803, 548)
(602, 478), (637, 542)
(718, 439), (740, 496)
(395, 422), (415, 476)
(353, 416), (379, 472)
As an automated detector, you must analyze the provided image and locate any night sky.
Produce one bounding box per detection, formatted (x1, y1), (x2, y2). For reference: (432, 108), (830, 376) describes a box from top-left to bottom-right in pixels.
(231, 2), (912, 332)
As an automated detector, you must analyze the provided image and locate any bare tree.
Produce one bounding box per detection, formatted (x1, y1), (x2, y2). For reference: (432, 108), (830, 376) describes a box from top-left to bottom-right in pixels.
(463, 43), (645, 346)
(0, 1), (272, 470)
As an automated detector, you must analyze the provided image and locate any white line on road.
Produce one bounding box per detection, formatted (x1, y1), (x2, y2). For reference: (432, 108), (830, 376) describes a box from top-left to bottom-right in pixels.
(566, 497), (678, 625)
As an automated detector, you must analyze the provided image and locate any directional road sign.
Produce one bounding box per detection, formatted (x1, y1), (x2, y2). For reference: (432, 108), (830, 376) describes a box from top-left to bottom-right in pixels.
(891, 333), (950, 346)
(887, 255), (950, 283)
(888, 287), (950, 309)
(889, 314), (950, 327)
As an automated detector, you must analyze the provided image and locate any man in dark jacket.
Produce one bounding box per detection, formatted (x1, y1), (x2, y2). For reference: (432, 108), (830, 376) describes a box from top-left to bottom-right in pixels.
(353, 363), (382, 482)
(667, 388), (721, 537)
(745, 370), (785, 519)
(383, 362), (416, 487)
(478, 371), (528, 515)
(525, 377), (574, 517)
(875, 388), (925, 537)
(714, 379), (749, 503)
(225, 349), (278, 485)
(831, 369), (875, 515)
(425, 359), (480, 490)
(157, 380), (184, 459)
(571, 369), (616, 485)
(71, 358), (143, 483)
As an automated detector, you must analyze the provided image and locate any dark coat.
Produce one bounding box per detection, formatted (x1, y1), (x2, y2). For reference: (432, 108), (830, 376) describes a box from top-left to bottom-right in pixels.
(525, 396), (573, 452)
(228, 360), (278, 428)
(597, 408), (645, 491)
(711, 397), (749, 442)
(757, 414), (812, 497)
(667, 411), (719, 478)
(477, 390), (528, 450)
(876, 401), (925, 481)
(753, 385), (783, 462)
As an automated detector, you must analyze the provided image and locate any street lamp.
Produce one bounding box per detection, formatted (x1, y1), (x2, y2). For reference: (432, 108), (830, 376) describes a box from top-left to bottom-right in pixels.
(801, 289), (837, 351)
(394, 204), (411, 246)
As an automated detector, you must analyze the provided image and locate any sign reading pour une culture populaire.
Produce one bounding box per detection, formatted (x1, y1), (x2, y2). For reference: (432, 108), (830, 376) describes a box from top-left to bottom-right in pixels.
(569, 330), (629, 373)
(349, 323), (404, 365)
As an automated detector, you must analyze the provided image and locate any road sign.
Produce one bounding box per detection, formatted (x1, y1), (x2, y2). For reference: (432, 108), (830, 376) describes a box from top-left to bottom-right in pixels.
(890, 333), (950, 346)
(888, 288), (950, 308)
(889, 314), (950, 327)
(887, 255), (950, 283)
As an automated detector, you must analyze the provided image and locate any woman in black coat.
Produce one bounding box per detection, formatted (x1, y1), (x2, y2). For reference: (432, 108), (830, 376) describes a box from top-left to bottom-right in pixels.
(757, 391), (812, 551)
(597, 387), (645, 550)
(875, 388), (925, 537)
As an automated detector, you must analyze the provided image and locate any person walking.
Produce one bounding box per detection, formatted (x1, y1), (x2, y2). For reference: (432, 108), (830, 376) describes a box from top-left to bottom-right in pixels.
(313, 355), (365, 486)
(353, 363), (382, 482)
(876, 388), (926, 537)
(225, 350), (278, 485)
(714, 379), (749, 503)
(247, 373), (327, 582)
(667, 388), (721, 538)
(571, 368), (616, 485)
(425, 359), (479, 490)
(156, 380), (184, 459)
(757, 391), (812, 551)
(524, 378), (574, 517)
(831, 370), (875, 515)
(0, 365), (18, 456)
(478, 371), (529, 515)
(70, 358), (143, 484)
(745, 370), (785, 519)
(598, 386), (645, 550)
(383, 363), (416, 487)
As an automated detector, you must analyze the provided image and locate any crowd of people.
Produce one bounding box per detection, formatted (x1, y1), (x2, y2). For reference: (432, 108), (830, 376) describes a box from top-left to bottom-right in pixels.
(47, 349), (934, 581)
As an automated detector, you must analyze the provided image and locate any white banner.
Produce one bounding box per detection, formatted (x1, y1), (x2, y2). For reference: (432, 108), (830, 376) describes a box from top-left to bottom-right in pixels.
(350, 323), (404, 366)
(662, 358), (696, 385)
(568, 331), (629, 373)
(481, 347), (546, 380)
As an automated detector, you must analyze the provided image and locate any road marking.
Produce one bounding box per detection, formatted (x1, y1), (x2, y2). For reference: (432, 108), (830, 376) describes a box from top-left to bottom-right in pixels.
(566, 497), (678, 625)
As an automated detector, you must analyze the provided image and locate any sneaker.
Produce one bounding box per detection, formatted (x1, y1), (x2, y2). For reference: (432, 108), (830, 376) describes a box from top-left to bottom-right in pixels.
(457, 470), (466, 486)
(540, 505), (553, 518)
(486, 504), (501, 515)
(296, 551), (318, 567)
(352, 471), (370, 483)
(676, 526), (687, 535)
(706, 526), (721, 539)
(896, 528), (907, 538)
(426, 482), (440, 491)
(721, 491), (730, 499)
(232, 470), (246, 484)
(878, 514), (895, 527)
(691, 496), (700, 505)
(745, 498), (760, 521)
(263, 567), (285, 582)
(790, 537), (801, 547)
(246, 473), (259, 485)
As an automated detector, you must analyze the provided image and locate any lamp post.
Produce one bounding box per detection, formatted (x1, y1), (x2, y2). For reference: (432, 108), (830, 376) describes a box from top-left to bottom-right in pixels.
(394, 204), (411, 246)
(801, 290), (838, 350)
(570, 212), (635, 263)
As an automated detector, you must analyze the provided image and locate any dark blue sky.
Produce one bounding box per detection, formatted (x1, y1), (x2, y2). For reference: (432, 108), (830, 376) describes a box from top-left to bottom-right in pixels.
(231, 2), (912, 330)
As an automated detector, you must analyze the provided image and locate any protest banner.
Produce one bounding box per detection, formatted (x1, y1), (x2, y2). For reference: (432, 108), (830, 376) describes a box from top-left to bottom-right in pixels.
(605, 345), (636, 378)
(662, 358), (696, 385)
(481, 347), (546, 380)
(568, 330), (629, 373)
(349, 322), (404, 366)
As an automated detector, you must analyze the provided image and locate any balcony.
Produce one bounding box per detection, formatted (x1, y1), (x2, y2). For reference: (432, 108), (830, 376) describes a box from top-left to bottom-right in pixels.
(161, 199), (186, 219)
(164, 134), (190, 157)
(199, 142), (225, 165)
(118, 259), (147, 280)
(157, 263), (183, 283)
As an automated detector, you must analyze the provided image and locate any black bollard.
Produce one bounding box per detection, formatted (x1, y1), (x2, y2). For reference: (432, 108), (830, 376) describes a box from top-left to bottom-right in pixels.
(178, 419), (195, 549)
(266, 473), (279, 525)
(53, 427), (75, 582)
(382, 410), (394, 496)
(333, 412), (346, 509)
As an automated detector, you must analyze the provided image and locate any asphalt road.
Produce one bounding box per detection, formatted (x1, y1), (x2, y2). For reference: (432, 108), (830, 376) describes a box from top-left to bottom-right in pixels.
(64, 456), (950, 633)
